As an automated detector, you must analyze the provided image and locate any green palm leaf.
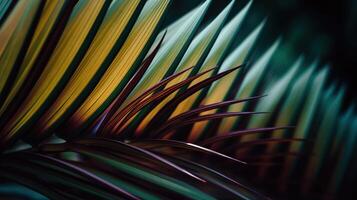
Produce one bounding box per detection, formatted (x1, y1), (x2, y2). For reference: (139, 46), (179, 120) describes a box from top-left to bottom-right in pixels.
(0, 0), (355, 199)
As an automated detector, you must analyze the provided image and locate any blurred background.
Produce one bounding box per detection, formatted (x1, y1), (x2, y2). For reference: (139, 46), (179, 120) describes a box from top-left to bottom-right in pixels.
(164, 0), (357, 108)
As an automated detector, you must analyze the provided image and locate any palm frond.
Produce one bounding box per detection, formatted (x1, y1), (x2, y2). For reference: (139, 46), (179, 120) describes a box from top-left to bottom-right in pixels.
(0, 0), (356, 199)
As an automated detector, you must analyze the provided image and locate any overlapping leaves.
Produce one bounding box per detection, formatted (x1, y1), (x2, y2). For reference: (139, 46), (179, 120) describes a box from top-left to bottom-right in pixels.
(0, 0), (356, 200)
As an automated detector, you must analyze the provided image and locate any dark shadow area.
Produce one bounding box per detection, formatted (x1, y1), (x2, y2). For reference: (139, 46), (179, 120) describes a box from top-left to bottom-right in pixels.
(166, 0), (357, 108)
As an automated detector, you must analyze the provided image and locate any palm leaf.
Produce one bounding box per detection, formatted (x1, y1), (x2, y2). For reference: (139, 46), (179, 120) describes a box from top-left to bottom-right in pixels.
(0, 1), (356, 199)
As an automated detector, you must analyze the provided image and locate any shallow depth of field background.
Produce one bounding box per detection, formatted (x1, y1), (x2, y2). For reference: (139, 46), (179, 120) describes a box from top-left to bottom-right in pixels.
(168, 0), (357, 107)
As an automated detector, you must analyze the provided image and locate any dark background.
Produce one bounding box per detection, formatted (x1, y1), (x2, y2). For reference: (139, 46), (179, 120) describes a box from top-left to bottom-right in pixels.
(165, 0), (357, 109)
